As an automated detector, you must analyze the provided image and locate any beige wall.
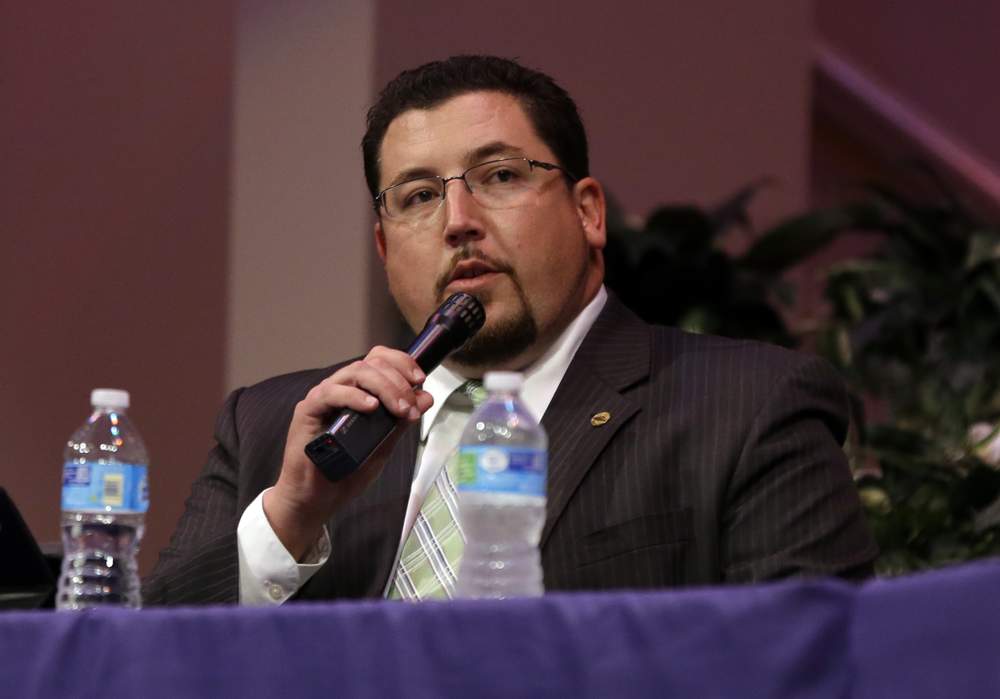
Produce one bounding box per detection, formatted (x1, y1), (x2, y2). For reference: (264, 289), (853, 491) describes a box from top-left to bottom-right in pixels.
(227, 0), (378, 390)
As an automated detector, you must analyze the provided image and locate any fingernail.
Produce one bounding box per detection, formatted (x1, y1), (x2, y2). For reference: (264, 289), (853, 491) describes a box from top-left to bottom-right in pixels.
(408, 407), (420, 420)
(413, 369), (425, 383)
(398, 398), (411, 413)
(365, 395), (378, 407)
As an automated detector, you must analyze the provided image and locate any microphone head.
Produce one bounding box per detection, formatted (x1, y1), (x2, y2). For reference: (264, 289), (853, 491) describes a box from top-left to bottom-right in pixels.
(431, 292), (486, 342)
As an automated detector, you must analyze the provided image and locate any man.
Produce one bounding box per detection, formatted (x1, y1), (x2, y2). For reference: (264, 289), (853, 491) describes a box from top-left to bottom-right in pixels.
(143, 56), (877, 605)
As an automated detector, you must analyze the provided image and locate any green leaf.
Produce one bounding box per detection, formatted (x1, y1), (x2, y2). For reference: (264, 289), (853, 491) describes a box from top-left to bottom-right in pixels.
(964, 230), (1000, 270)
(771, 280), (796, 307)
(678, 306), (717, 335)
(859, 485), (892, 514)
(976, 276), (1000, 313)
(740, 203), (881, 274)
(709, 177), (775, 235)
(861, 183), (966, 264)
(740, 210), (847, 274)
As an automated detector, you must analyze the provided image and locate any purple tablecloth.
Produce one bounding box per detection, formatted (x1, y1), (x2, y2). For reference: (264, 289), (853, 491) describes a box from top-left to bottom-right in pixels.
(3, 561), (999, 698)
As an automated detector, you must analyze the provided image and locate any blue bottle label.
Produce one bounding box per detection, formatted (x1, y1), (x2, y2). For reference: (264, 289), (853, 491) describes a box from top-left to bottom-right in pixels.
(456, 447), (546, 496)
(61, 461), (149, 513)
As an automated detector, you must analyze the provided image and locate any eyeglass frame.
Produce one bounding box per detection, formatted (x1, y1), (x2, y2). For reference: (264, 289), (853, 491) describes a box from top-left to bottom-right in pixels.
(372, 157), (580, 220)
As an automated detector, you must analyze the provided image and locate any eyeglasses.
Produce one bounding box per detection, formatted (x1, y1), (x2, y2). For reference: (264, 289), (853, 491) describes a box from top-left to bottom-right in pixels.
(375, 157), (578, 225)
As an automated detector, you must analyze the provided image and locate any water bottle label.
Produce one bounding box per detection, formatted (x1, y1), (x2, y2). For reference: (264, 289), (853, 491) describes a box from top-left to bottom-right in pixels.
(61, 461), (149, 513)
(456, 447), (546, 496)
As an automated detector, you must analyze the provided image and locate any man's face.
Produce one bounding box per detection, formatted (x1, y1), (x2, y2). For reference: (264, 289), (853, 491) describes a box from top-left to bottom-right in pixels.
(374, 91), (606, 372)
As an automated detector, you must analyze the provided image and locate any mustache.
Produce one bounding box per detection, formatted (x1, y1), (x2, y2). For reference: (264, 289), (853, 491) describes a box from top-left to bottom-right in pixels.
(435, 249), (515, 297)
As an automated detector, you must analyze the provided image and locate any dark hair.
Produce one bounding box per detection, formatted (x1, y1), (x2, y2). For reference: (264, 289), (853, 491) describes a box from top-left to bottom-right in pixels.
(362, 55), (589, 200)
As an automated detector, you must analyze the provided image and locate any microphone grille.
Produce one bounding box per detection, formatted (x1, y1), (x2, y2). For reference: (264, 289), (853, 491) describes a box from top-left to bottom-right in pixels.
(442, 292), (486, 336)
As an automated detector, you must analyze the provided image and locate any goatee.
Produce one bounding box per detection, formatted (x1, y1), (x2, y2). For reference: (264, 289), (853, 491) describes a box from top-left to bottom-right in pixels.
(450, 297), (537, 366)
(435, 250), (537, 367)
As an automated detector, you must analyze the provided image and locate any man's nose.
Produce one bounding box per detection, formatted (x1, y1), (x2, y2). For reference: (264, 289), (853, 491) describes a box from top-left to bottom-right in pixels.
(441, 178), (486, 247)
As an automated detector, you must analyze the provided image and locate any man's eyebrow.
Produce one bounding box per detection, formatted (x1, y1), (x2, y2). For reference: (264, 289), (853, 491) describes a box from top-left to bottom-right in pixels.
(466, 141), (525, 165)
(384, 142), (528, 190)
(385, 166), (439, 189)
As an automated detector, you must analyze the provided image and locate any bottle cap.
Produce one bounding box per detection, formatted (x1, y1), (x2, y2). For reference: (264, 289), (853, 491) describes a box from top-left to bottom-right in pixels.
(91, 388), (130, 410)
(483, 371), (523, 392)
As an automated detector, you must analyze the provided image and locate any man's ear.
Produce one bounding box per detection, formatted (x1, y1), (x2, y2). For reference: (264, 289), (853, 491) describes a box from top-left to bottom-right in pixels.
(574, 176), (607, 250)
(374, 219), (388, 263)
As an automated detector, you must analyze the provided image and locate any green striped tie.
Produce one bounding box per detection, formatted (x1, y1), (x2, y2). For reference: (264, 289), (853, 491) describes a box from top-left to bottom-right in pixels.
(389, 380), (486, 601)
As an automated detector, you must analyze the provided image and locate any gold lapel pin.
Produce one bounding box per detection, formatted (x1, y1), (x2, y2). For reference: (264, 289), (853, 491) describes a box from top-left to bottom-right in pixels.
(590, 411), (611, 427)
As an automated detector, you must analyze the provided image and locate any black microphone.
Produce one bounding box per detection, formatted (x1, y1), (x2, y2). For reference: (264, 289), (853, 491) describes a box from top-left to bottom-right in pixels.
(305, 292), (486, 482)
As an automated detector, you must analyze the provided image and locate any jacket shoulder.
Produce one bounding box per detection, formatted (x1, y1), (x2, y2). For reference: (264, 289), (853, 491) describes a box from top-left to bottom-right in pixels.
(242, 364), (342, 401)
(224, 362), (347, 442)
(648, 325), (835, 379)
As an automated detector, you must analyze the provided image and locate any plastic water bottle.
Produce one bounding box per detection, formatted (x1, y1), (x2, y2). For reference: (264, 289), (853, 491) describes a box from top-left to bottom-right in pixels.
(455, 372), (547, 598)
(57, 389), (149, 609)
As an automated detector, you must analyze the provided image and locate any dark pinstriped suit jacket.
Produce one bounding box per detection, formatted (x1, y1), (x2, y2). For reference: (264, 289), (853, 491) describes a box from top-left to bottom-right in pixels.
(143, 295), (877, 604)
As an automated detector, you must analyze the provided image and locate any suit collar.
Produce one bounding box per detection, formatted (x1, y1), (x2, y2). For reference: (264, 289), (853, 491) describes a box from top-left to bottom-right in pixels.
(566, 291), (650, 392)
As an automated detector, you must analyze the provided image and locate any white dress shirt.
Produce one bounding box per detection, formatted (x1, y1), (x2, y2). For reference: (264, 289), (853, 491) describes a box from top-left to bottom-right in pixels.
(237, 286), (608, 605)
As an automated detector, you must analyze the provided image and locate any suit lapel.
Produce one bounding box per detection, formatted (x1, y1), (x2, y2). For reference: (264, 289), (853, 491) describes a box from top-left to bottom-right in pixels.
(540, 294), (650, 546)
(367, 423), (420, 594)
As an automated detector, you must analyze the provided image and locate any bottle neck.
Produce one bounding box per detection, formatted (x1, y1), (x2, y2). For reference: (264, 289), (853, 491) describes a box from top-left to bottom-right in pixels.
(90, 406), (129, 421)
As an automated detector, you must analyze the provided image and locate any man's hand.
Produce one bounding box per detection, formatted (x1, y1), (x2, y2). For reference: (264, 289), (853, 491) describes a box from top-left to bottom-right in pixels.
(263, 346), (433, 560)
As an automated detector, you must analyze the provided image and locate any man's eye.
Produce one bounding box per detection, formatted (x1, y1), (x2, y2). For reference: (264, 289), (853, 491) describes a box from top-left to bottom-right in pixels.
(401, 188), (440, 209)
(483, 167), (522, 186)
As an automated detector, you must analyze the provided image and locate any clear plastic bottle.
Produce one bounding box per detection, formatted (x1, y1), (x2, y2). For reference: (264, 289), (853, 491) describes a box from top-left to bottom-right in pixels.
(57, 388), (149, 609)
(455, 372), (547, 598)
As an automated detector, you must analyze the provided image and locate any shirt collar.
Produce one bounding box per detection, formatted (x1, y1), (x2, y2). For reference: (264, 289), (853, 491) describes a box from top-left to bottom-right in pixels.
(419, 285), (608, 440)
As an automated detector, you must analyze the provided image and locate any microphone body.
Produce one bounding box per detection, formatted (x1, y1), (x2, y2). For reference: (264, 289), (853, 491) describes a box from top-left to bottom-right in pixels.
(305, 293), (485, 482)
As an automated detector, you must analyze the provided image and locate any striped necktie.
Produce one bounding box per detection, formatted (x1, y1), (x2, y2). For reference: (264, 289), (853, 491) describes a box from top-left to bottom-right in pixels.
(389, 380), (486, 600)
